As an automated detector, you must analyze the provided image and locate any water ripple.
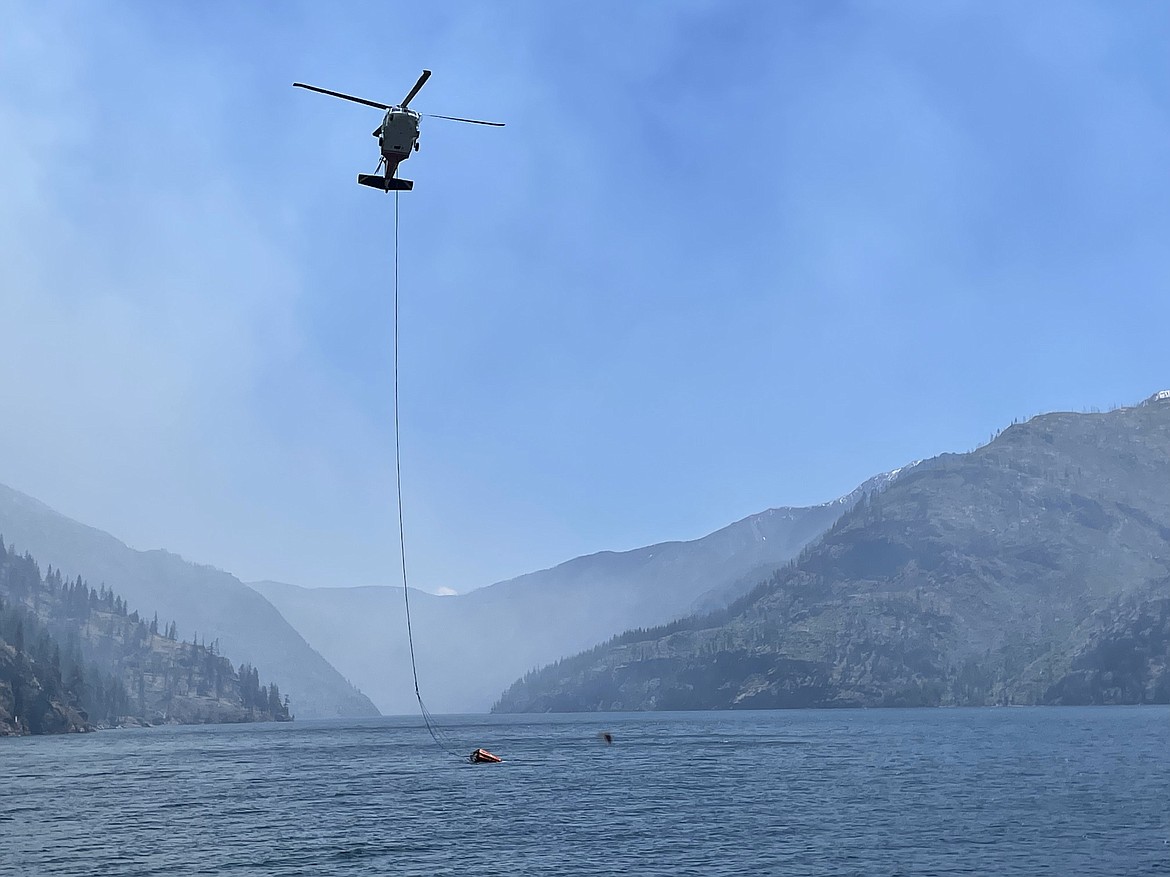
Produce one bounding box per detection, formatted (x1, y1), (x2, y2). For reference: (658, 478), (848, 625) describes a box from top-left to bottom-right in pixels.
(1, 707), (1166, 876)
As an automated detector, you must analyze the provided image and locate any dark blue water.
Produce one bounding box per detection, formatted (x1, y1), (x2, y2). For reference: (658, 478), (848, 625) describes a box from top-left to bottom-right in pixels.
(2, 708), (1166, 876)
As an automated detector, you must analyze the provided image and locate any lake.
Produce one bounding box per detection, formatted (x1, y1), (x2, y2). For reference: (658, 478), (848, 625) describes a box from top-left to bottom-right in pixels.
(2, 707), (1166, 875)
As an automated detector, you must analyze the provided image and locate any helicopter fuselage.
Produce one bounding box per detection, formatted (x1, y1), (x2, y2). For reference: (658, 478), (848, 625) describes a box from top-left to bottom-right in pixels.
(377, 107), (421, 174)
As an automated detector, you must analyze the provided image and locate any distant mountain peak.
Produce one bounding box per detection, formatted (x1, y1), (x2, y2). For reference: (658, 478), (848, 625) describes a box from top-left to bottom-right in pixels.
(824, 462), (921, 509)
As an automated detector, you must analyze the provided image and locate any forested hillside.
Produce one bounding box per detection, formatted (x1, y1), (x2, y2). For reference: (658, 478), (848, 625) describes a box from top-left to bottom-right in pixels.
(0, 483), (379, 719)
(0, 538), (290, 734)
(495, 396), (1170, 712)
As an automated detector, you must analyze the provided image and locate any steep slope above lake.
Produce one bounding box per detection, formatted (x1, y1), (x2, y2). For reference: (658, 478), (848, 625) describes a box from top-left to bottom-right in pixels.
(495, 396), (1170, 711)
(1, 541), (291, 733)
(0, 484), (377, 718)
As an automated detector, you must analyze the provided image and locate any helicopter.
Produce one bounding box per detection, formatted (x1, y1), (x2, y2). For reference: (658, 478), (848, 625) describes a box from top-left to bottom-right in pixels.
(293, 70), (503, 191)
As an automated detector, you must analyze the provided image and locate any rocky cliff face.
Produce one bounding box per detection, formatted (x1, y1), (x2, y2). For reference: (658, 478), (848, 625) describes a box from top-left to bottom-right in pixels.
(1041, 588), (1170, 705)
(494, 398), (1170, 712)
(0, 641), (90, 735)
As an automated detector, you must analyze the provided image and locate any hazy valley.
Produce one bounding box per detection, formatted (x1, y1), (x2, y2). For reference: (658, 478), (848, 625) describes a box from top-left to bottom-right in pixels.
(3, 396), (1168, 728)
(251, 469), (906, 714)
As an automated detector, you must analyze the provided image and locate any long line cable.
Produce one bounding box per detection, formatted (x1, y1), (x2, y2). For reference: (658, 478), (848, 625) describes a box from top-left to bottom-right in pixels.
(393, 191), (466, 760)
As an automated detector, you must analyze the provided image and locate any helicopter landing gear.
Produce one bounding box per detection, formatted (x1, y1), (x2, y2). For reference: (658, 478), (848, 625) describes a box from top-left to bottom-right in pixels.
(358, 174), (413, 191)
(358, 156), (413, 191)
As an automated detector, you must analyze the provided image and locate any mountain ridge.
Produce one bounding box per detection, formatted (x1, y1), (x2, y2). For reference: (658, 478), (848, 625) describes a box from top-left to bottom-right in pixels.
(252, 467), (910, 713)
(0, 483), (378, 718)
(0, 539), (292, 733)
(493, 396), (1170, 711)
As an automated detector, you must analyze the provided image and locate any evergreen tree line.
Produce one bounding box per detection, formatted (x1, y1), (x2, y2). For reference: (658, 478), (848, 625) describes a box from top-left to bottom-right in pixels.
(0, 536), (291, 728)
(237, 663), (290, 718)
(3, 541), (183, 644)
(0, 595), (131, 728)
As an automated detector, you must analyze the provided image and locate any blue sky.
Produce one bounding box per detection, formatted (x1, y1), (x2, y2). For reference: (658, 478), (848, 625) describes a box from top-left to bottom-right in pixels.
(1, 1), (1167, 592)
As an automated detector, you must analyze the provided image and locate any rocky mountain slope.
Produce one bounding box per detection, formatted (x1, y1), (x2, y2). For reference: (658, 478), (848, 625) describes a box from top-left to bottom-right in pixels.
(252, 470), (907, 714)
(494, 395), (1170, 711)
(0, 484), (377, 718)
(0, 622), (92, 735)
(1, 540), (292, 734)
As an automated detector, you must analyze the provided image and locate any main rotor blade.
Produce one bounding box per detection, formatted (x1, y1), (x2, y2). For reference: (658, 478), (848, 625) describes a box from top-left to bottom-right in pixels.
(423, 113), (505, 127)
(400, 70), (432, 108)
(293, 83), (392, 111)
